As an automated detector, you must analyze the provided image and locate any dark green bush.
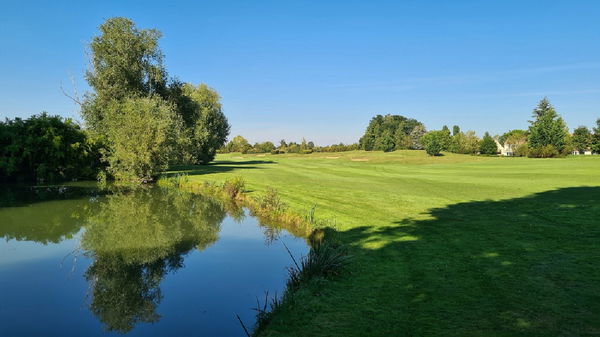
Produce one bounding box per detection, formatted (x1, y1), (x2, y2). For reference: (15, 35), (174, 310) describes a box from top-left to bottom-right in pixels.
(0, 113), (103, 182)
(479, 132), (498, 155)
(528, 145), (561, 158)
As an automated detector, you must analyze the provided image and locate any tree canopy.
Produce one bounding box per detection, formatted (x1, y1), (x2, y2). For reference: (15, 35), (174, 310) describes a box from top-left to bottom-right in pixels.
(479, 132), (498, 155)
(449, 130), (480, 154)
(527, 98), (569, 157)
(81, 17), (230, 182)
(359, 114), (426, 152)
(178, 83), (230, 164)
(592, 119), (600, 154)
(499, 129), (527, 146)
(572, 126), (592, 153)
(421, 130), (451, 156)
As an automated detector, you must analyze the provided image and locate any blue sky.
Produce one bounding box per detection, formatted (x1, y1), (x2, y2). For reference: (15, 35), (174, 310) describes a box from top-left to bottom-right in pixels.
(1, 0), (599, 144)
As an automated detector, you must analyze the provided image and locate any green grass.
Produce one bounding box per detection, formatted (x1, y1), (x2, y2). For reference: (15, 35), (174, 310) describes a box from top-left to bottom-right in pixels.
(168, 150), (600, 336)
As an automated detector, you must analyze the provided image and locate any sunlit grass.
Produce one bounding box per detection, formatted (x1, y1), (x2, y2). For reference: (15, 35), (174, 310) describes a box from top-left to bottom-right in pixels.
(171, 150), (600, 336)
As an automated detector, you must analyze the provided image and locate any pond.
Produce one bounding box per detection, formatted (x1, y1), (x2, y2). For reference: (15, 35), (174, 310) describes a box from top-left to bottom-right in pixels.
(0, 184), (309, 336)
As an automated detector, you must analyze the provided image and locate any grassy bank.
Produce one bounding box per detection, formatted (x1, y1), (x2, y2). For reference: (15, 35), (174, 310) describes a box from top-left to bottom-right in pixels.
(168, 150), (600, 336)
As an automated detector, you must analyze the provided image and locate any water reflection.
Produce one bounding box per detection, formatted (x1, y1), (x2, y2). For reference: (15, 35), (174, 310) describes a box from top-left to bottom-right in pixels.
(81, 188), (228, 332)
(0, 184), (307, 336)
(0, 185), (99, 243)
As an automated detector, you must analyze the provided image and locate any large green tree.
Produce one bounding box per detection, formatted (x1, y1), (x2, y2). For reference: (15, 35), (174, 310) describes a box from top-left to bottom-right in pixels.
(479, 132), (498, 155)
(81, 17), (229, 181)
(82, 17), (168, 133)
(449, 130), (480, 154)
(224, 135), (252, 153)
(452, 125), (460, 136)
(178, 83), (230, 164)
(527, 98), (569, 156)
(421, 130), (451, 156)
(572, 126), (592, 154)
(359, 114), (425, 151)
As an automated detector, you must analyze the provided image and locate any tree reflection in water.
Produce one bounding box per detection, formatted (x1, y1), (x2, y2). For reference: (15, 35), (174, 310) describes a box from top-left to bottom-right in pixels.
(0, 184), (303, 334)
(81, 187), (230, 333)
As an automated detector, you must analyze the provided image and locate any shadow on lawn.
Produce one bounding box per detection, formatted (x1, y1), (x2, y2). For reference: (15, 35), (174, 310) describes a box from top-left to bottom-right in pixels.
(166, 160), (274, 177)
(323, 186), (600, 336)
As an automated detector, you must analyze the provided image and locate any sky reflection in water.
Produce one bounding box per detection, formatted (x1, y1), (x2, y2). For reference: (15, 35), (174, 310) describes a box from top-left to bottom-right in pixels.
(0, 184), (308, 337)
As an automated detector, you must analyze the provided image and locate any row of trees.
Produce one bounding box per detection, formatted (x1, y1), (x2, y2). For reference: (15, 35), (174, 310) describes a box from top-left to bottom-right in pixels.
(359, 98), (598, 158)
(418, 126), (497, 156)
(496, 98), (599, 158)
(220, 136), (358, 154)
(572, 121), (600, 154)
(80, 17), (229, 182)
(221, 97), (597, 159)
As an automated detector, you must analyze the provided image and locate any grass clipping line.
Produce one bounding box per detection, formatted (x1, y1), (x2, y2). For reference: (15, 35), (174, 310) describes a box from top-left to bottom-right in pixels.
(162, 174), (351, 335)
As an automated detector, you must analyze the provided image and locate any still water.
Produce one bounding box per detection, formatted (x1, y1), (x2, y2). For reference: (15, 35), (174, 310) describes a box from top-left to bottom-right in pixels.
(0, 184), (308, 336)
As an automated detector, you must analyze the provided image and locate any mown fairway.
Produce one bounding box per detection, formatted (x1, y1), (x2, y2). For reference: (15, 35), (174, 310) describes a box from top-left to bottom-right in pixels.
(170, 151), (600, 336)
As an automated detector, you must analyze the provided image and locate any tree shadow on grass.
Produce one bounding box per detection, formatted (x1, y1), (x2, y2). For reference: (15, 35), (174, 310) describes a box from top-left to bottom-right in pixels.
(324, 186), (600, 336)
(166, 160), (274, 177)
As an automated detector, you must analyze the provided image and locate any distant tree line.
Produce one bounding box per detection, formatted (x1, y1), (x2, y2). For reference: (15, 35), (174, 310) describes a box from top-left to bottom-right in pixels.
(220, 136), (358, 154)
(221, 97), (600, 159)
(359, 98), (600, 157)
(495, 98), (599, 158)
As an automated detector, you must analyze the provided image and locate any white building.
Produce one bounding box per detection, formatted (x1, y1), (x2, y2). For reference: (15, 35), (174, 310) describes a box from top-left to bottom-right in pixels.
(494, 139), (515, 156)
(572, 149), (593, 155)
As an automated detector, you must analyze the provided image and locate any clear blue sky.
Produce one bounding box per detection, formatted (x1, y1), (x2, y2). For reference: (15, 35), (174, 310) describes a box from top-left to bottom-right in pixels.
(1, 0), (599, 144)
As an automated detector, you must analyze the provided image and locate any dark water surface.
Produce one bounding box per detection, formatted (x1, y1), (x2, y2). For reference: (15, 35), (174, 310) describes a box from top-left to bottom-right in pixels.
(0, 184), (308, 336)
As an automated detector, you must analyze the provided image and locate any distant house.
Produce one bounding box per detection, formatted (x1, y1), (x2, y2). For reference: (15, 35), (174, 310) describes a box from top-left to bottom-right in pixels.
(494, 139), (515, 156)
(572, 149), (593, 155)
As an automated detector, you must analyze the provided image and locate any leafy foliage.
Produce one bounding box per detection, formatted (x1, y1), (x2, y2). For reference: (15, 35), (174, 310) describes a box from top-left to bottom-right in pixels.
(449, 130), (480, 154)
(81, 17), (229, 182)
(223, 135), (252, 153)
(103, 96), (182, 183)
(421, 130), (451, 156)
(527, 145), (560, 158)
(86, 18), (166, 99)
(572, 126), (592, 153)
(592, 119), (600, 154)
(223, 176), (246, 199)
(177, 83), (230, 163)
(359, 114), (426, 151)
(452, 125), (460, 136)
(527, 98), (569, 157)
(249, 141), (276, 154)
(479, 132), (498, 155)
(0, 113), (102, 182)
(498, 129), (527, 147)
